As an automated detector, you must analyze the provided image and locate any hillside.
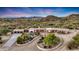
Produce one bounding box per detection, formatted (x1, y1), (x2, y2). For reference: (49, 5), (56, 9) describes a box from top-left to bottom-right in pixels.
(0, 14), (79, 31)
(42, 15), (62, 21)
(66, 14), (79, 20)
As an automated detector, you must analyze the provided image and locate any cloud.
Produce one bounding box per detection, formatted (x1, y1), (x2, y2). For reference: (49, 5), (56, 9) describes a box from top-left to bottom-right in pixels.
(61, 12), (79, 17)
(0, 8), (32, 17)
(0, 13), (31, 17)
(37, 9), (53, 15)
(0, 7), (79, 17)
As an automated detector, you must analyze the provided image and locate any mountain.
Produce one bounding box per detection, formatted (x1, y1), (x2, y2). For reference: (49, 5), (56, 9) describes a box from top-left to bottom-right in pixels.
(42, 14), (79, 21)
(66, 14), (79, 20)
(1, 14), (79, 21)
(42, 15), (62, 21)
(0, 16), (43, 21)
(1, 14), (79, 29)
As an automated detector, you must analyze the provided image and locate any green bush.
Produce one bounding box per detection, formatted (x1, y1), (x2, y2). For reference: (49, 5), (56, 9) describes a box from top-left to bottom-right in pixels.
(17, 36), (23, 44)
(43, 33), (60, 47)
(34, 32), (40, 35)
(17, 33), (29, 44)
(0, 28), (10, 35)
(73, 34), (79, 45)
(68, 34), (79, 50)
(0, 37), (2, 44)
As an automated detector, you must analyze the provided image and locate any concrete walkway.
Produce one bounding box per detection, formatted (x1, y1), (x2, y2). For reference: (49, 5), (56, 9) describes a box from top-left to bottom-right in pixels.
(2, 33), (21, 49)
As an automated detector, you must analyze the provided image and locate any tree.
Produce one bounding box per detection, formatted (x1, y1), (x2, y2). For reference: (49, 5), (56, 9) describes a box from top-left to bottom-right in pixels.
(0, 37), (2, 44)
(21, 34), (29, 41)
(17, 36), (23, 44)
(68, 34), (79, 49)
(17, 33), (29, 44)
(0, 28), (10, 35)
(43, 34), (60, 47)
(73, 34), (79, 45)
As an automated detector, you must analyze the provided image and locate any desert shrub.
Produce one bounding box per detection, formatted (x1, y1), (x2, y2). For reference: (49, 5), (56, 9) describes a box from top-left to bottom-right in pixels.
(17, 33), (29, 44)
(0, 37), (2, 44)
(68, 34), (79, 50)
(43, 33), (60, 47)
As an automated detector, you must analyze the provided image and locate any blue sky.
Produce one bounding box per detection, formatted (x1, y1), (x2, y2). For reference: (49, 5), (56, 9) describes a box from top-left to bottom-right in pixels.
(0, 7), (79, 17)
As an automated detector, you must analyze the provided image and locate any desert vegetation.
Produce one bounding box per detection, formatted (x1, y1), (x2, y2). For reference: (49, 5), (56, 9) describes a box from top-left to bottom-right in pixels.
(0, 14), (79, 31)
(16, 32), (40, 44)
(0, 37), (2, 44)
(68, 34), (79, 50)
(17, 33), (33, 44)
(0, 28), (11, 36)
(37, 33), (60, 49)
(43, 34), (60, 48)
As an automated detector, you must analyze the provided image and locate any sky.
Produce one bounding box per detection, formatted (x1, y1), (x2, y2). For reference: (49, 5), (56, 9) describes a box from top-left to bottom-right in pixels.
(0, 7), (79, 18)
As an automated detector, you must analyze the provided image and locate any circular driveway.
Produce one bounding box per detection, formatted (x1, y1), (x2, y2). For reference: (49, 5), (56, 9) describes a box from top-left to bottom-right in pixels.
(4, 30), (79, 51)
